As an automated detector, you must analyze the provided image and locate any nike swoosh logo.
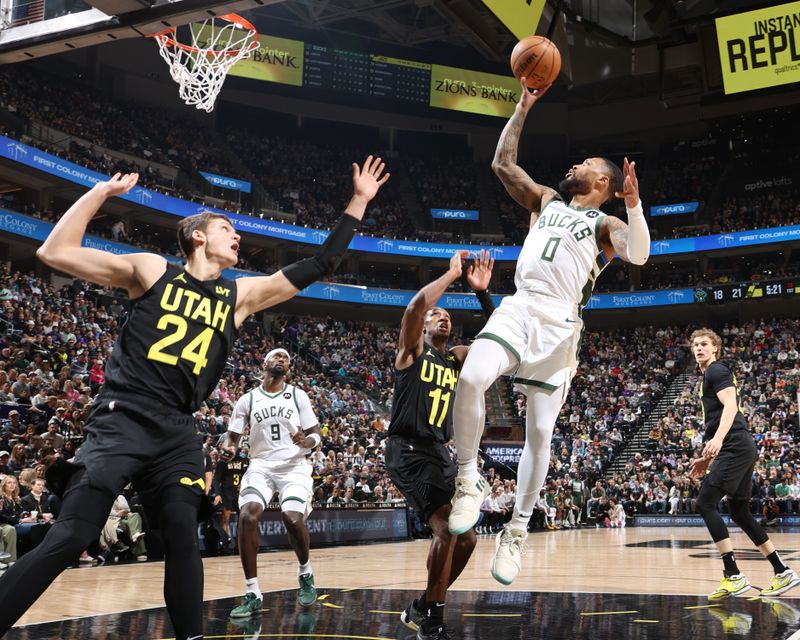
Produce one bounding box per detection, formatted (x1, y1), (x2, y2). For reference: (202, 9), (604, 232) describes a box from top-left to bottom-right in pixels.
(566, 319), (577, 323)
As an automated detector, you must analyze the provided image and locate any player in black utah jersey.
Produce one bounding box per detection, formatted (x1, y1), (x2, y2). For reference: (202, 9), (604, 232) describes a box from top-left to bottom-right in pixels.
(213, 451), (249, 547)
(688, 328), (799, 602)
(388, 249), (494, 640)
(0, 157), (389, 639)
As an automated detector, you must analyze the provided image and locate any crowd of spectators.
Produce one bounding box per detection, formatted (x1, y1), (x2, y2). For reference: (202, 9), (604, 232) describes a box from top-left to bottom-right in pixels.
(6, 65), (800, 251)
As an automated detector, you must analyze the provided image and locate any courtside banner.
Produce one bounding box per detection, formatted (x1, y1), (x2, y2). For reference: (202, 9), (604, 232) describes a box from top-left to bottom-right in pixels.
(431, 208), (480, 220)
(429, 64), (520, 118)
(481, 0), (547, 41)
(650, 201), (699, 217)
(199, 506), (410, 550)
(199, 171), (252, 193)
(715, 2), (800, 95)
(194, 26), (305, 87)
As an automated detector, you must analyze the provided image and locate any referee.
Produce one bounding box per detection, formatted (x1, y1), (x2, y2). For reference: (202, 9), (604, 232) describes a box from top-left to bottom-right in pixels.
(689, 328), (799, 601)
(388, 250), (494, 640)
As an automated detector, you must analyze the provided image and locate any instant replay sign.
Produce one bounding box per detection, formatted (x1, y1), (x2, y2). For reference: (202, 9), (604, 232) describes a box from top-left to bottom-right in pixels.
(715, 2), (800, 95)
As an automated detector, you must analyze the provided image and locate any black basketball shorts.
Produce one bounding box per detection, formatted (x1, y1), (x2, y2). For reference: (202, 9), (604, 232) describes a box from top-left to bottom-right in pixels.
(66, 394), (206, 523)
(704, 428), (757, 500)
(385, 435), (457, 523)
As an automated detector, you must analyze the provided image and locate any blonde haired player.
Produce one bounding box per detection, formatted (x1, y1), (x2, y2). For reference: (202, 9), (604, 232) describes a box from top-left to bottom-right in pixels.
(447, 77), (651, 585)
(222, 347), (321, 618)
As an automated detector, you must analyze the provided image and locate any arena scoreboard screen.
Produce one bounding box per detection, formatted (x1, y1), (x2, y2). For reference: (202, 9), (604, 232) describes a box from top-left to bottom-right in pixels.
(224, 30), (517, 117)
(697, 278), (800, 304)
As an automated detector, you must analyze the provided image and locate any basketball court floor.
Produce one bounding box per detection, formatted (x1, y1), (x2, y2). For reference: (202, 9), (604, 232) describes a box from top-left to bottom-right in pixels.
(6, 527), (800, 639)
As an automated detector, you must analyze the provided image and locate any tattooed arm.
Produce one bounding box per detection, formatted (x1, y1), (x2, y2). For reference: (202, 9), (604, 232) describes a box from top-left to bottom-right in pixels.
(491, 77), (560, 225)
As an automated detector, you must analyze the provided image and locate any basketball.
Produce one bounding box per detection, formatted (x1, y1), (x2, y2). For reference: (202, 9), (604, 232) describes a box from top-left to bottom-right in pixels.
(510, 35), (561, 90)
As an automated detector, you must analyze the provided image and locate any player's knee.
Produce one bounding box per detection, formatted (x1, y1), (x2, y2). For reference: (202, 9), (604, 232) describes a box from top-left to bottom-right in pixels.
(239, 503), (262, 527)
(456, 363), (493, 397)
(53, 518), (102, 558)
(159, 501), (200, 546)
(281, 510), (304, 531)
(457, 529), (477, 551)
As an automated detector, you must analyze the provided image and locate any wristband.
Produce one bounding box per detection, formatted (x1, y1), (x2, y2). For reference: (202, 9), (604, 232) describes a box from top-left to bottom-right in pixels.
(283, 213), (358, 290)
(305, 433), (321, 448)
(625, 200), (644, 217)
(475, 289), (495, 319)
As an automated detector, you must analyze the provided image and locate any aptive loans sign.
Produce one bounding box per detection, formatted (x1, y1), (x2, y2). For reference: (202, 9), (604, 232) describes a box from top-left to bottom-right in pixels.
(716, 1), (800, 95)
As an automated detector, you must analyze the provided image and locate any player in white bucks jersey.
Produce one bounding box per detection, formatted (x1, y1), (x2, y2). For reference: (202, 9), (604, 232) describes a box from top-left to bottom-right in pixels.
(223, 348), (322, 618)
(448, 76), (652, 586)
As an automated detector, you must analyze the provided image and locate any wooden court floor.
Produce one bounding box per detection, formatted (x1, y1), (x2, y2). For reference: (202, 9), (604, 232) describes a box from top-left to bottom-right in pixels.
(7, 527), (800, 639)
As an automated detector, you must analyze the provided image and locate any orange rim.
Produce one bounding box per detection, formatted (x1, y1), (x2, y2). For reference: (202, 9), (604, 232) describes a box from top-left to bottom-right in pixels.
(146, 13), (259, 57)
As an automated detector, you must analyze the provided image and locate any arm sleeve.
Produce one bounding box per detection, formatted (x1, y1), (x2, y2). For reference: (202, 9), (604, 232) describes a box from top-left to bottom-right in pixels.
(296, 388), (319, 431)
(625, 203), (651, 265)
(708, 362), (735, 394)
(228, 393), (250, 434)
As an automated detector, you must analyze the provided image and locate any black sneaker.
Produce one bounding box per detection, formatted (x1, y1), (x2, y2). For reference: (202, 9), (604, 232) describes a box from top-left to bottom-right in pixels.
(401, 599), (425, 631)
(417, 622), (453, 640)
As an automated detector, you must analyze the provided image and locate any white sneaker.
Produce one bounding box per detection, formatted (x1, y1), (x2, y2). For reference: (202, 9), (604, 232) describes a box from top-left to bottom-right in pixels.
(490, 525), (527, 585)
(448, 476), (488, 535)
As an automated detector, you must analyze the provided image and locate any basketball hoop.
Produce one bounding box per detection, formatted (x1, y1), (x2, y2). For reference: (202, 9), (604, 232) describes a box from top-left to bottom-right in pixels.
(148, 13), (259, 113)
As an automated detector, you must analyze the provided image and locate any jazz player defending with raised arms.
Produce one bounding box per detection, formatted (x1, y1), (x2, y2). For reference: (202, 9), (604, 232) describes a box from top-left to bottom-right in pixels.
(224, 347), (321, 618)
(688, 329), (800, 601)
(447, 77), (651, 586)
(388, 250), (494, 640)
(0, 156), (389, 640)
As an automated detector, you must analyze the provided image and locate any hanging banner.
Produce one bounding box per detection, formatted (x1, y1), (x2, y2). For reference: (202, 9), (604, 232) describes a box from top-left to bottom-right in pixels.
(715, 2), (800, 94)
(199, 171), (252, 193)
(481, 0), (547, 41)
(429, 64), (521, 118)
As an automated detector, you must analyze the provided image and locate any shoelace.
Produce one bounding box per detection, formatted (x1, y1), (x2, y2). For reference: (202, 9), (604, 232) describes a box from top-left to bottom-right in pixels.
(453, 481), (479, 500)
(501, 530), (528, 556)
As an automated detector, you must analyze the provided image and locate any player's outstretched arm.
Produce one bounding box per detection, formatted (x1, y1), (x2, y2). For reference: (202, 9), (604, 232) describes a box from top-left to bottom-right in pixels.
(598, 158), (650, 265)
(396, 250), (467, 370)
(36, 173), (166, 297)
(465, 249), (496, 320)
(234, 156), (389, 326)
(492, 77), (560, 219)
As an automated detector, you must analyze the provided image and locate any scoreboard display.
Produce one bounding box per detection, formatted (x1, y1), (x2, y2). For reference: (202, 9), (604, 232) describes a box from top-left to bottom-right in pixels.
(697, 278), (800, 304)
(228, 31), (518, 117)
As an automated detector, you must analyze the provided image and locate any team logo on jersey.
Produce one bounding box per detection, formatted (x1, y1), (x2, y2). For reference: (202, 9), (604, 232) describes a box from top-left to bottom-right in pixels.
(585, 210), (599, 218)
(179, 476), (206, 490)
(283, 392), (292, 399)
(215, 285), (231, 296)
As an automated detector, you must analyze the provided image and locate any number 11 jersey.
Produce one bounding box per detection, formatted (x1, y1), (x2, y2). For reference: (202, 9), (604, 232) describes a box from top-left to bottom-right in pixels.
(389, 346), (459, 443)
(103, 264), (237, 413)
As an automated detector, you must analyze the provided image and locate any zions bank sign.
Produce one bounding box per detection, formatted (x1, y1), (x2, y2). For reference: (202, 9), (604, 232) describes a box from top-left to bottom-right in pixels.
(716, 1), (800, 94)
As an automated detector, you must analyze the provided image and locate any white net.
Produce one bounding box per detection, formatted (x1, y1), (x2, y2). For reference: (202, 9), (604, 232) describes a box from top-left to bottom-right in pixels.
(152, 15), (258, 113)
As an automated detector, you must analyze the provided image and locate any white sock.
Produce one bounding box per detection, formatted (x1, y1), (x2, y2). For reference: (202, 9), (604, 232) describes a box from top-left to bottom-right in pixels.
(298, 561), (312, 576)
(245, 577), (261, 596)
(456, 458), (480, 481)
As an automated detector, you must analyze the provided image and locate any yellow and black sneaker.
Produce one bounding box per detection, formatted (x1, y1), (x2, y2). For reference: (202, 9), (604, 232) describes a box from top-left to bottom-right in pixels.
(761, 569), (800, 598)
(708, 574), (751, 601)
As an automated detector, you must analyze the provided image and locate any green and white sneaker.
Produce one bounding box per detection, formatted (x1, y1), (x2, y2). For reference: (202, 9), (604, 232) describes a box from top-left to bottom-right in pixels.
(448, 476), (488, 535)
(230, 591), (263, 618)
(708, 574), (751, 601)
(298, 572), (317, 606)
(491, 525), (528, 586)
(761, 569), (800, 598)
